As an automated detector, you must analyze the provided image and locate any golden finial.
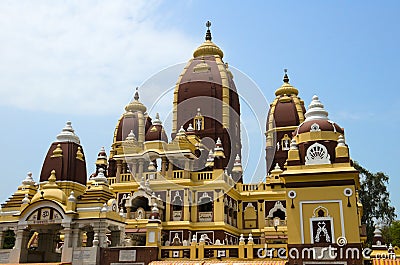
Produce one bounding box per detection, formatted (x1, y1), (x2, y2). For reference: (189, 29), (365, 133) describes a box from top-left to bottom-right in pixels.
(134, 87), (139, 101)
(48, 170), (57, 183)
(283, 69), (289, 83)
(51, 144), (63, 158)
(76, 146), (84, 161)
(205, 21), (212, 41)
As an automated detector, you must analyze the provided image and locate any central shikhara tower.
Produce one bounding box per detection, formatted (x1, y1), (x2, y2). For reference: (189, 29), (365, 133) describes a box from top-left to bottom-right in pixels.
(0, 22), (366, 265)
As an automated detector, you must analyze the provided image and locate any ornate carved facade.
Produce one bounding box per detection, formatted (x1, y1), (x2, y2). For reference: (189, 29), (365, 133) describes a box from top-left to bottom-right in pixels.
(0, 22), (366, 265)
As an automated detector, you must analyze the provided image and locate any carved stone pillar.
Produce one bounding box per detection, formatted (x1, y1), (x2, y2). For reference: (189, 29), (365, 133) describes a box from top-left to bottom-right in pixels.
(9, 226), (30, 263)
(138, 159), (144, 180)
(183, 188), (190, 221)
(165, 189), (171, 221)
(167, 160), (173, 179)
(161, 158), (167, 177)
(130, 161), (137, 181)
(116, 160), (122, 183)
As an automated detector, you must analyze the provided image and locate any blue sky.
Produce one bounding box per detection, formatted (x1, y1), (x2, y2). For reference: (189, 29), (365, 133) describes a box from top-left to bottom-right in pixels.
(0, 1), (399, 215)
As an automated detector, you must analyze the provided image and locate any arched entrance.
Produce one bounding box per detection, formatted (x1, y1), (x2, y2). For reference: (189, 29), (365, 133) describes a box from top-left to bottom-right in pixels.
(10, 201), (73, 263)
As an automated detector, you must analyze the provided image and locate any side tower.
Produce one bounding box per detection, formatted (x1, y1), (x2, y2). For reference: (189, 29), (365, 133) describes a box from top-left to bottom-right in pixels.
(172, 22), (241, 180)
(282, 96), (363, 265)
(39, 121), (87, 196)
(265, 71), (306, 173)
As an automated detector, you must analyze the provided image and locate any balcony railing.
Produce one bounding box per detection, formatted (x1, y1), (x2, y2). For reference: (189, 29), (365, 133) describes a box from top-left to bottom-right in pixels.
(120, 173), (132, 182)
(107, 177), (116, 185)
(173, 170), (184, 179)
(193, 171), (213, 181)
(237, 183), (268, 192)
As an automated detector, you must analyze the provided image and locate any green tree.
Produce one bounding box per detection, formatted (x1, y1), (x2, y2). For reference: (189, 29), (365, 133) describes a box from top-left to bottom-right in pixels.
(383, 221), (400, 247)
(3, 230), (15, 249)
(354, 161), (396, 246)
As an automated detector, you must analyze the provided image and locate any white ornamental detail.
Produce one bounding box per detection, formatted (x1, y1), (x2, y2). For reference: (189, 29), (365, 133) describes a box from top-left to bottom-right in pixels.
(305, 142), (331, 165)
(315, 221), (331, 243)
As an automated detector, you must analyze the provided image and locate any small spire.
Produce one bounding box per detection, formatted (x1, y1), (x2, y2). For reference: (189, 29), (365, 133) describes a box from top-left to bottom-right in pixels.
(76, 146), (84, 161)
(68, 191), (76, 202)
(283, 69), (289, 83)
(213, 137), (225, 158)
(304, 95), (329, 121)
(177, 126), (186, 136)
(100, 203), (108, 213)
(51, 144), (63, 158)
(125, 130), (137, 141)
(56, 121), (80, 144)
(290, 138), (298, 150)
(22, 194), (30, 204)
(187, 123), (194, 132)
(48, 170), (57, 183)
(134, 87), (139, 101)
(232, 154), (243, 173)
(205, 21), (212, 41)
(337, 135), (346, 146)
(22, 172), (35, 186)
(94, 168), (108, 184)
(152, 113), (162, 125)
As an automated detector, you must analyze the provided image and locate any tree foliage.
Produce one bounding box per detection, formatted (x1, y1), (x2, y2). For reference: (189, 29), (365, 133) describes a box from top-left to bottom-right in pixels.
(383, 220), (400, 247)
(3, 230), (15, 249)
(354, 161), (396, 246)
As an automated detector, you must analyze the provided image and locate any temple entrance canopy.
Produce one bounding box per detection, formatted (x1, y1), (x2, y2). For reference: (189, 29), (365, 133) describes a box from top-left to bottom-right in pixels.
(10, 200), (72, 263)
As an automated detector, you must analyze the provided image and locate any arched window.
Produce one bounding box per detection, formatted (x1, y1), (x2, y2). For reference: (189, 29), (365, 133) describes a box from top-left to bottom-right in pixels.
(198, 192), (213, 222)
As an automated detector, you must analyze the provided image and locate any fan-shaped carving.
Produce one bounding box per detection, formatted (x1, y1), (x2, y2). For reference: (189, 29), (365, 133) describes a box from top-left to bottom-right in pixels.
(305, 142), (331, 165)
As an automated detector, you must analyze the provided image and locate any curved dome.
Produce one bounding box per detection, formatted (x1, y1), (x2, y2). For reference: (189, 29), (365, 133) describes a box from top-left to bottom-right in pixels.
(125, 88), (147, 113)
(32, 170), (67, 204)
(114, 112), (152, 142)
(113, 89), (152, 143)
(296, 119), (344, 135)
(265, 72), (306, 173)
(40, 121), (87, 185)
(288, 95), (350, 166)
(266, 72), (305, 130)
(145, 113), (168, 142)
(172, 22), (241, 177)
(295, 95), (344, 135)
(193, 40), (224, 58)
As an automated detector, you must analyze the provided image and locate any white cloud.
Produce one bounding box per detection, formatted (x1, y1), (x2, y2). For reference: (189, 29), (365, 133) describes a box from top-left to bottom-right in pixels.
(0, 0), (197, 115)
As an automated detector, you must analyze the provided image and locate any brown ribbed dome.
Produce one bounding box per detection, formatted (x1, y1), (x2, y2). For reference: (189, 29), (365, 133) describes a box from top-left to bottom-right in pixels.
(271, 99), (306, 128)
(40, 122), (87, 186)
(295, 119), (344, 135)
(172, 22), (241, 178)
(265, 72), (306, 173)
(145, 114), (168, 142)
(114, 112), (152, 142)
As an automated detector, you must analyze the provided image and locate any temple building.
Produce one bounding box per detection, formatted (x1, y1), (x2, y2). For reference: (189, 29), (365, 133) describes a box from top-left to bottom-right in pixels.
(0, 22), (368, 265)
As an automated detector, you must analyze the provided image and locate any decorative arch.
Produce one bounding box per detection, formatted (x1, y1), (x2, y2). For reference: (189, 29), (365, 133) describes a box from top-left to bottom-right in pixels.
(125, 190), (152, 208)
(305, 142), (331, 165)
(310, 205), (335, 244)
(312, 206), (330, 217)
(18, 200), (72, 227)
(267, 201), (287, 219)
